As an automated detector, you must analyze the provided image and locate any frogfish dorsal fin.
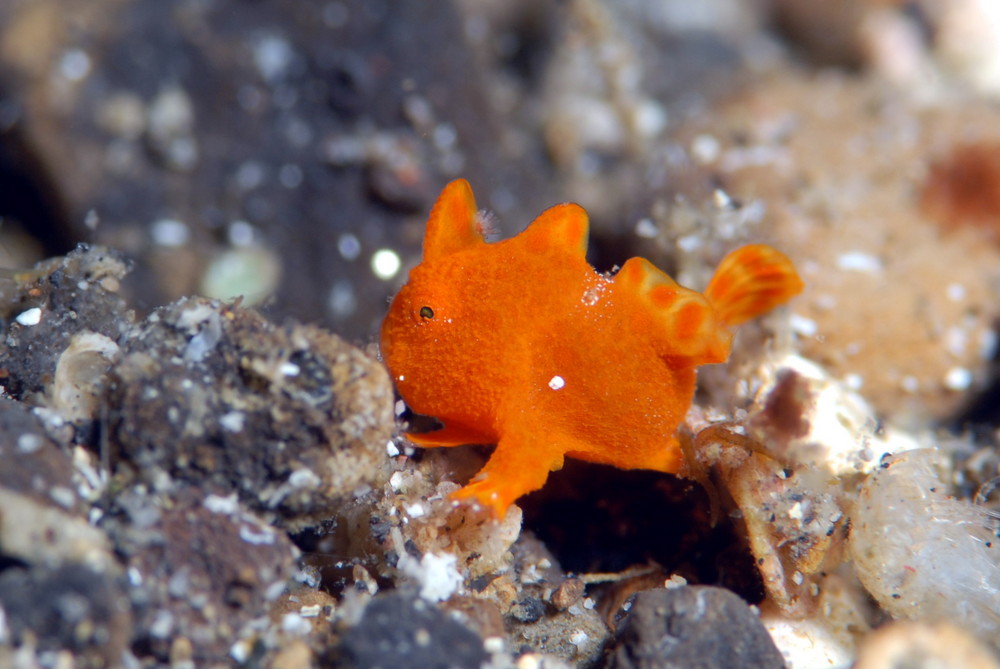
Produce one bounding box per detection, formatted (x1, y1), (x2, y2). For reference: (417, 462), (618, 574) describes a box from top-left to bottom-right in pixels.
(616, 257), (731, 365)
(423, 179), (485, 260)
(517, 203), (589, 257)
(705, 244), (803, 327)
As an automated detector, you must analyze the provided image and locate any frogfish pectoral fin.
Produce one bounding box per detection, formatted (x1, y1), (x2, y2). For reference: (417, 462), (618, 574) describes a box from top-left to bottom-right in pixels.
(450, 433), (565, 519)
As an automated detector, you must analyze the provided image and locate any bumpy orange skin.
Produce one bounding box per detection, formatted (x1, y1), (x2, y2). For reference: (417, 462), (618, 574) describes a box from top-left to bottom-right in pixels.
(381, 180), (802, 518)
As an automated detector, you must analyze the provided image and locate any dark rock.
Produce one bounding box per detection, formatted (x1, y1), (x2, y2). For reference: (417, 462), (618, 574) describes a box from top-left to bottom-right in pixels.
(0, 397), (79, 513)
(0, 244), (131, 416)
(0, 398), (114, 571)
(101, 483), (299, 665)
(505, 532), (611, 665)
(105, 296), (393, 527)
(510, 596), (545, 623)
(605, 586), (785, 669)
(335, 591), (488, 669)
(0, 562), (132, 669)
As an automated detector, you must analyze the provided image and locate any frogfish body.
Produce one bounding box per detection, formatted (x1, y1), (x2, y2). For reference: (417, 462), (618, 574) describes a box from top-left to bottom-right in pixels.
(381, 179), (803, 518)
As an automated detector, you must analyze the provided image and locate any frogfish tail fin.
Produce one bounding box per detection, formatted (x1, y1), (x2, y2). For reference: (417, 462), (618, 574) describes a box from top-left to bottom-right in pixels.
(705, 245), (803, 328)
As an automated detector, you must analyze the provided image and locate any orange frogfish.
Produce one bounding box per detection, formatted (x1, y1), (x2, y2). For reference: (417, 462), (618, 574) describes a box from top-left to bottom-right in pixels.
(381, 179), (803, 518)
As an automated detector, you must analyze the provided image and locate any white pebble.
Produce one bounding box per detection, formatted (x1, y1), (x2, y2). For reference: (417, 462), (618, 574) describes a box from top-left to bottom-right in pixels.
(946, 282), (967, 302)
(483, 637), (505, 653)
(203, 493), (240, 515)
(15, 308), (41, 326)
(634, 218), (658, 239)
(944, 367), (973, 391)
(851, 450), (1000, 644)
(789, 313), (818, 337)
(219, 411), (245, 433)
(17, 433), (43, 453)
(691, 133), (720, 164)
(239, 524), (276, 545)
(836, 251), (882, 274)
(280, 612), (312, 636)
(150, 218), (190, 247)
(288, 468), (320, 489)
(843, 373), (864, 390)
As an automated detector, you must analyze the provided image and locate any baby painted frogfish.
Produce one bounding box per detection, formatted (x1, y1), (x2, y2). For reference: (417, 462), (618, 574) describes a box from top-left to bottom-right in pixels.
(381, 179), (803, 518)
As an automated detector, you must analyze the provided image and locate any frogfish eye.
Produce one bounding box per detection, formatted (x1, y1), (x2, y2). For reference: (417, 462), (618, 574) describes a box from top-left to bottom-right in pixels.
(419, 306), (434, 319)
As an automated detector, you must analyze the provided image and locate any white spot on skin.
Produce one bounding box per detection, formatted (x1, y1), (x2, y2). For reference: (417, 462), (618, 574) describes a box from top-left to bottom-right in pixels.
(581, 284), (605, 306)
(836, 251), (882, 273)
(386, 440), (400, 457)
(548, 376), (566, 390)
(901, 376), (919, 393)
(371, 249), (401, 280)
(15, 308), (41, 326)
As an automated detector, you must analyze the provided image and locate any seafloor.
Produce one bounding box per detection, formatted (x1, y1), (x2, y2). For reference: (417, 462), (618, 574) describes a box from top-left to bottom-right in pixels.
(2, 1), (1000, 668)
